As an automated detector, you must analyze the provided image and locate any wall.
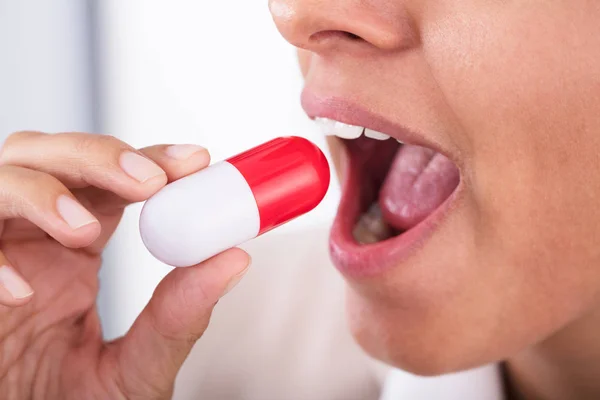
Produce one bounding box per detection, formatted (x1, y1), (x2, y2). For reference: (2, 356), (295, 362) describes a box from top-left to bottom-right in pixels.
(0, 1), (95, 137)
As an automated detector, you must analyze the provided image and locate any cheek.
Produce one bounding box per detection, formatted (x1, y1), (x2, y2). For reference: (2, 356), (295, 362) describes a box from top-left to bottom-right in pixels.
(348, 1), (600, 373)
(423, 4), (600, 299)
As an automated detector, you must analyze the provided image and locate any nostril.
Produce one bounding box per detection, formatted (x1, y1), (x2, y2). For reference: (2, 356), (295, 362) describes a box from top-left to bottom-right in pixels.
(309, 30), (365, 44)
(344, 32), (362, 41)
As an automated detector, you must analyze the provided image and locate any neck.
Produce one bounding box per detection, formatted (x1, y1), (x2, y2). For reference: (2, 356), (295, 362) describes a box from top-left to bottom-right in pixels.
(506, 305), (600, 400)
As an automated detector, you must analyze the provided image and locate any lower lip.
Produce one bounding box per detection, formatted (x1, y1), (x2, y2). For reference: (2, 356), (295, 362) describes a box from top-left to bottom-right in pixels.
(328, 143), (463, 278)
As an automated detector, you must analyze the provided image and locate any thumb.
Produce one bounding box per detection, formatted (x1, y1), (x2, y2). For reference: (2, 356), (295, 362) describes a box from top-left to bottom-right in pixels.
(110, 248), (250, 399)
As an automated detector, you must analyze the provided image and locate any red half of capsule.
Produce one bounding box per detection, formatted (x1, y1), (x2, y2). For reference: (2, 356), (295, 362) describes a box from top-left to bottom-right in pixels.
(227, 136), (330, 235)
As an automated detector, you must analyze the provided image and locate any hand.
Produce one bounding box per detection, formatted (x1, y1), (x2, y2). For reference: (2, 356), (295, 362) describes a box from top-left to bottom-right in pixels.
(0, 132), (251, 399)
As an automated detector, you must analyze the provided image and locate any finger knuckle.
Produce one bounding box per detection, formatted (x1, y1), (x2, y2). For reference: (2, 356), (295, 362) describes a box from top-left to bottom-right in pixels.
(150, 281), (213, 342)
(69, 133), (125, 155)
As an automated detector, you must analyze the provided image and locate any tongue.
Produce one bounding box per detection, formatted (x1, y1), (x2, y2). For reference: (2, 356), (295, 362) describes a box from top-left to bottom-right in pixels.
(378, 145), (460, 231)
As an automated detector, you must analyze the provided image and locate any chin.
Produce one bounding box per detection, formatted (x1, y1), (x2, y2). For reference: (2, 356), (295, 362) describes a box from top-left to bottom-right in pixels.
(344, 287), (499, 377)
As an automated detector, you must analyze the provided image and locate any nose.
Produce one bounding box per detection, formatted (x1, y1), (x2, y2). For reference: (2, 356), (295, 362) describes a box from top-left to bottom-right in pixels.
(269, 0), (416, 54)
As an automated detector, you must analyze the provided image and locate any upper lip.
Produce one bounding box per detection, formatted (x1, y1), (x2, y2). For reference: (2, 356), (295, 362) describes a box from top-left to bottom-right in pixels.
(301, 90), (456, 162)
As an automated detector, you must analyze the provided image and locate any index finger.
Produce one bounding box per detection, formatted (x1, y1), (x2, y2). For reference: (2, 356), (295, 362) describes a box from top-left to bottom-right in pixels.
(80, 143), (212, 214)
(0, 131), (168, 203)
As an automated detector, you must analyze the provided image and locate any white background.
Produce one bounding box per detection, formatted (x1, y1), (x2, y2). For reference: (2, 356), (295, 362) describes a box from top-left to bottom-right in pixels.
(0, 1), (95, 137)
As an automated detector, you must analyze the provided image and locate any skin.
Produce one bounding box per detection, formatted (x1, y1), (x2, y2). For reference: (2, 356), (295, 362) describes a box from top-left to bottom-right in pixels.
(270, 1), (600, 399)
(0, 132), (250, 399)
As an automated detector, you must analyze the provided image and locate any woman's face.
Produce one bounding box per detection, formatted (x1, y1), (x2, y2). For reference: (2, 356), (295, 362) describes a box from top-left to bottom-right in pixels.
(270, 0), (600, 374)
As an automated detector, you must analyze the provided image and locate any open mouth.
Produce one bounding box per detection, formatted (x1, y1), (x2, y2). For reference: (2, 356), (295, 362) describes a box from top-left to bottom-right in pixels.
(315, 117), (461, 276)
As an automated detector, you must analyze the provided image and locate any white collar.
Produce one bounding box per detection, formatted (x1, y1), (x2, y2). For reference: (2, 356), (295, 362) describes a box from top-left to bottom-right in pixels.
(380, 365), (505, 400)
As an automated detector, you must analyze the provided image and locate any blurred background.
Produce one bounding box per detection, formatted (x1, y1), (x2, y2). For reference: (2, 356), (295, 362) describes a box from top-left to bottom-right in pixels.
(0, 1), (340, 339)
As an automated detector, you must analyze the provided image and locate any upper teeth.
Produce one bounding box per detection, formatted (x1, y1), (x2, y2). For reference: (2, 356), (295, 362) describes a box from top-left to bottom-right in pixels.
(365, 129), (390, 140)
(315, 118), (395, 141)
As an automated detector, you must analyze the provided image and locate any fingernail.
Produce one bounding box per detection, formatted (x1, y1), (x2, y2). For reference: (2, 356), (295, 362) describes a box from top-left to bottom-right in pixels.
(165, 144), (206, 160)
(120, 151), (165, 183)
(0, 266), (34, 299)
(222, 261), (251, 297)
(56, 195), (99, 230)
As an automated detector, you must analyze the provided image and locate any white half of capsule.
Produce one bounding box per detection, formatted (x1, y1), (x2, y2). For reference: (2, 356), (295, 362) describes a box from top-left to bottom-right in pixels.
(139, 161), (261, 267)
